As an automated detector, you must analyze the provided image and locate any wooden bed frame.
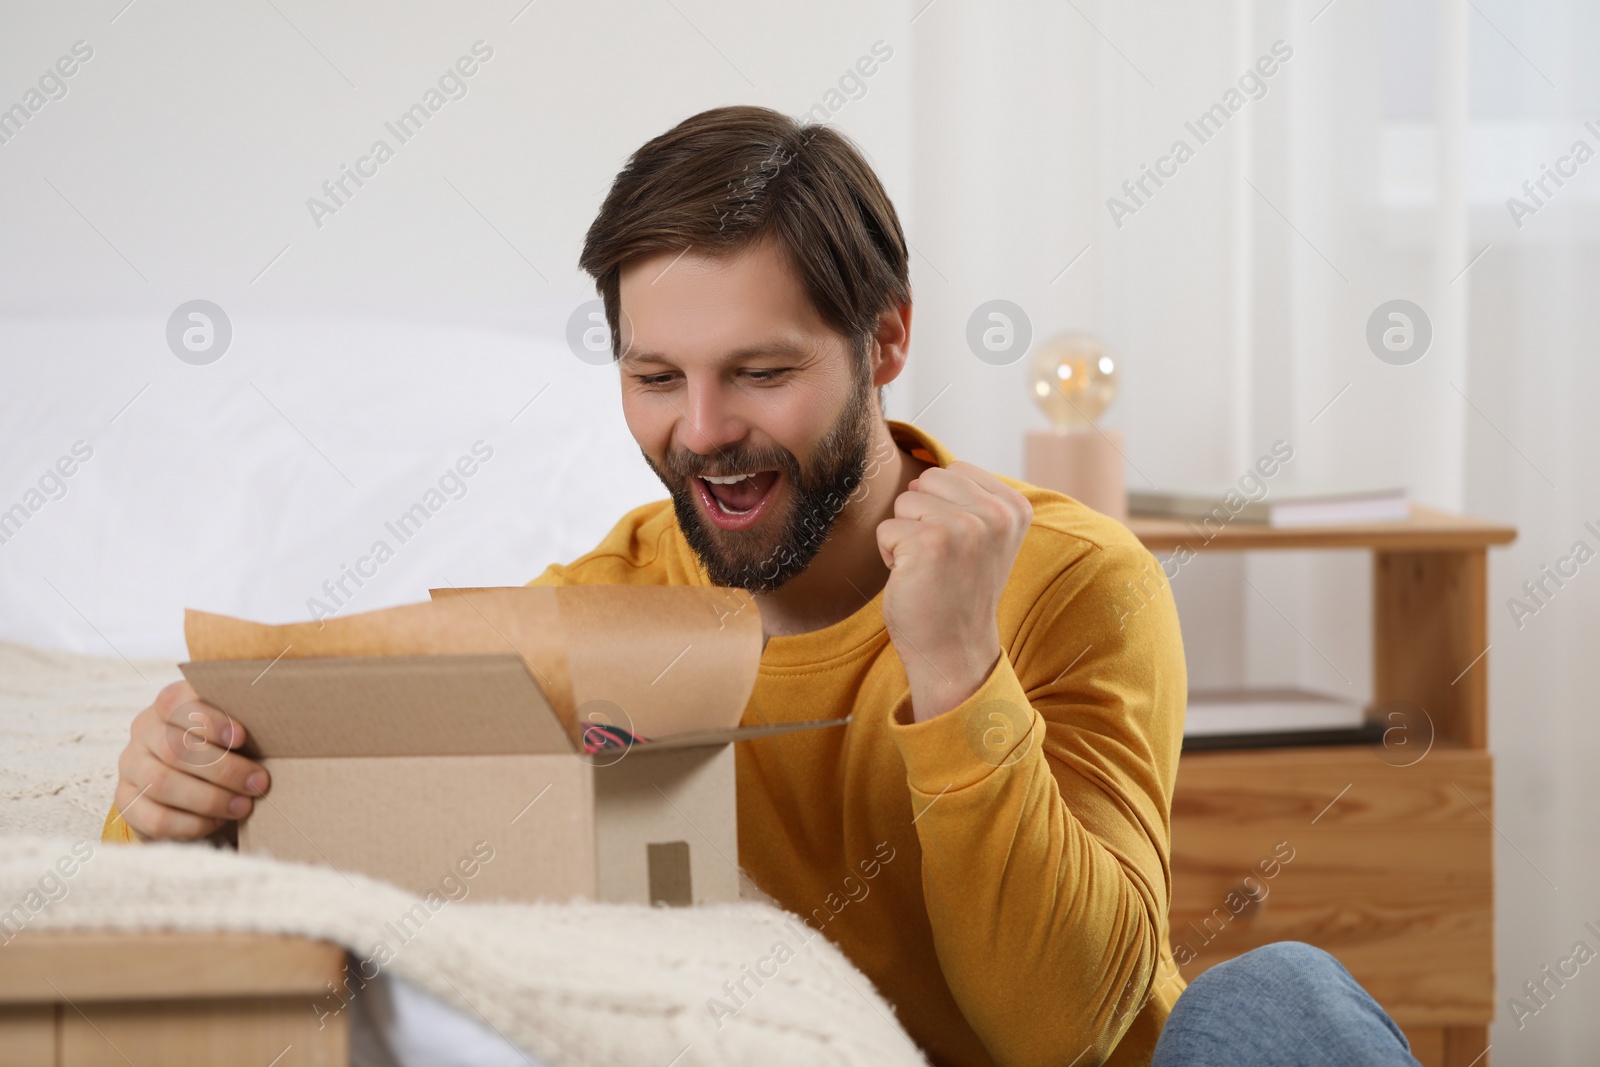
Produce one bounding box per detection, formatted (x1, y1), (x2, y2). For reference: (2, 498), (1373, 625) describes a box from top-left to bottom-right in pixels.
(0, 931), (348, 1066)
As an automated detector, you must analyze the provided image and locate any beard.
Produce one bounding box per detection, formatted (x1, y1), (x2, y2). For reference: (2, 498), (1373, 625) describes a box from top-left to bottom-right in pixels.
(641, 363), (876, 594)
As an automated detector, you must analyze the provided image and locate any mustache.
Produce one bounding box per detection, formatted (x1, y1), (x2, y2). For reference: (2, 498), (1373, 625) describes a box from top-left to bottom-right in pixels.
(661, 443), (800, 483)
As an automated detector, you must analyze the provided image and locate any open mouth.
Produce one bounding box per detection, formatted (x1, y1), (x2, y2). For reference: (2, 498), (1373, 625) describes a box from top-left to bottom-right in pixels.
(694, 470), (782, 531)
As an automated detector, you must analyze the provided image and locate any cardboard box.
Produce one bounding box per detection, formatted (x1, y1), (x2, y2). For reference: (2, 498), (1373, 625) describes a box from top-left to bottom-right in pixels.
(178, 586), (843, 906)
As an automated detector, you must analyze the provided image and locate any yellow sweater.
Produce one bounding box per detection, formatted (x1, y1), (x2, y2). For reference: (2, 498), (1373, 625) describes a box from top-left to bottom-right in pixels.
(105, 420), (1188, 1066)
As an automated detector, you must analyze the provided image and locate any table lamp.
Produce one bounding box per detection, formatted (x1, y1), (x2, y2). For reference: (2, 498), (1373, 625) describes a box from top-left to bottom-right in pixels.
(1023, 333), (1127, 521)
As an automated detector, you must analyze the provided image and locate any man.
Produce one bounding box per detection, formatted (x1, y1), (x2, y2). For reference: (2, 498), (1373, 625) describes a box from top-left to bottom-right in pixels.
(105, 107), (1420, 1067)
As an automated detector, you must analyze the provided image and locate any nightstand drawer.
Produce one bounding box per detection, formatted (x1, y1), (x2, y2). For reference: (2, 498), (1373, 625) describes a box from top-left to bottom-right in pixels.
(1168, 746), (1493, 1027)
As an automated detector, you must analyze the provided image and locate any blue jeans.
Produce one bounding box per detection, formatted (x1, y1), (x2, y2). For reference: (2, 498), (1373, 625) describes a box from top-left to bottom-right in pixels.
(1151, 942), (1421, 1067)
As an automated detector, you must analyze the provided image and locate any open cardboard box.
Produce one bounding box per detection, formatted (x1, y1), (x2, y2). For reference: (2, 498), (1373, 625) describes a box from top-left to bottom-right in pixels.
(178, 586), (843, 906)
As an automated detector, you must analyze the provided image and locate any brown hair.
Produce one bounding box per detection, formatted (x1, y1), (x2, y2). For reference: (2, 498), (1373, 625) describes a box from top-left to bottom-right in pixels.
(579, 105), (910, 392)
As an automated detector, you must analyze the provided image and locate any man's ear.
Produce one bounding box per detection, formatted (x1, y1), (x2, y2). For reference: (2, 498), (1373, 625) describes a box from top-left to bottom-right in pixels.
(870, 302), (912, 389)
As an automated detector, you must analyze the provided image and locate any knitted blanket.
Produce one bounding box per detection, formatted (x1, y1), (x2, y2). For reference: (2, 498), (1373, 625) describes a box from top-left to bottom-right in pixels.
(0, 642), (926, 1066)
(0, 640), (183, 840)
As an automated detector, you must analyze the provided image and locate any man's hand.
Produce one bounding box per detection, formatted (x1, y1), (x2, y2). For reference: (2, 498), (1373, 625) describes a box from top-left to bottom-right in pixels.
(113, 680), (269, 841)
(876, 461), (1033, 723)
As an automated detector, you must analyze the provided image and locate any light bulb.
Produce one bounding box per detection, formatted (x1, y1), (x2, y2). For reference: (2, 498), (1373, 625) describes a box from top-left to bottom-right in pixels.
(1029, 333), (1118, 430)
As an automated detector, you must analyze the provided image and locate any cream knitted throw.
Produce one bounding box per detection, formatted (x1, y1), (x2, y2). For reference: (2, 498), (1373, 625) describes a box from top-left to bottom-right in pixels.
(0, 642), (926, 1066)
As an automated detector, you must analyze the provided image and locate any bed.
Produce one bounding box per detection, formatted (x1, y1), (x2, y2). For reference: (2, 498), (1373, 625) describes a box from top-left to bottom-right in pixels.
(0, 639), (927, 1066)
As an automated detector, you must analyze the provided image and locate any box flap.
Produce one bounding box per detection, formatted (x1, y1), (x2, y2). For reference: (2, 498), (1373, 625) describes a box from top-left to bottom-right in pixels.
(180, 654), (573, 757)
(630, 716), (851, 753)
(186, 588), (578, 734)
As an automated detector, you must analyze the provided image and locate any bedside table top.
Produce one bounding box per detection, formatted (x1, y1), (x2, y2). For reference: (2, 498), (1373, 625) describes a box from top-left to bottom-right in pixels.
(1126, 504), (1517, 552)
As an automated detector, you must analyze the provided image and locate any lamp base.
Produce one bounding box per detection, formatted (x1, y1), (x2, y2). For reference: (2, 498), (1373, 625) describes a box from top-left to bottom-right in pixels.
(1023, 428), (1127, 521)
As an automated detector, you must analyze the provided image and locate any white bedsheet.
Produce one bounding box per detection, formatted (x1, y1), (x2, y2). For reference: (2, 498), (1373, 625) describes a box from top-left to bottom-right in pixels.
(351, 965), (552, 1067)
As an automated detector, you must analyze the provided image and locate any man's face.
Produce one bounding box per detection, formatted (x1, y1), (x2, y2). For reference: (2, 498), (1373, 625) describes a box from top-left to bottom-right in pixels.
(616, 238), (876, 592)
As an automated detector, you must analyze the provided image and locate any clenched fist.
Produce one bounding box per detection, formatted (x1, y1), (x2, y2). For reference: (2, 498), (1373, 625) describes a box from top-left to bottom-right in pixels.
(875, 461), (1033, 722)
(113, 680), (269, 841)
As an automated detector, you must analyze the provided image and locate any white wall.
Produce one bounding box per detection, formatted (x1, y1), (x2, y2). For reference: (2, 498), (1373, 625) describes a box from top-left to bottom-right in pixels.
(0, 0), (912, 655)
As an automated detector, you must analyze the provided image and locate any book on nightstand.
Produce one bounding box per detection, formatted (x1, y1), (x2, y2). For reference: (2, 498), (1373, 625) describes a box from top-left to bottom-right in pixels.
(1130, 487), (1409, 527)
(1182, 687), (1384, 751)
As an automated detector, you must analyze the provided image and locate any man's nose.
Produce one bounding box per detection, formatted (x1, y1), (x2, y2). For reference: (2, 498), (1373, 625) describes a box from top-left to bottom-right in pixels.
(677, 379), (747, 457)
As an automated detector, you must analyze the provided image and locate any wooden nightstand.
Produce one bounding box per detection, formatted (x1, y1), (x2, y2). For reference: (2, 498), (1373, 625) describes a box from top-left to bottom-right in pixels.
(1129, 505), (1516, 1067)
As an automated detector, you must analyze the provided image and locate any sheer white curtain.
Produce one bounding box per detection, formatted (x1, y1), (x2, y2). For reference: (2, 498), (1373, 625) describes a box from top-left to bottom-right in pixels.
(1458, 3), (1600, 1064)
(909, 1), (1598, 1062)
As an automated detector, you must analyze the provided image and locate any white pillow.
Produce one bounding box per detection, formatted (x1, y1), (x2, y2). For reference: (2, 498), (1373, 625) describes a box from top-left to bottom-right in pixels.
(0, 313), (665, 659)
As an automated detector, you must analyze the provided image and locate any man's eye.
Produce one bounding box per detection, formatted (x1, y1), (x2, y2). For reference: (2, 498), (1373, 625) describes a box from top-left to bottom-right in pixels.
(633, 369), (788, 386)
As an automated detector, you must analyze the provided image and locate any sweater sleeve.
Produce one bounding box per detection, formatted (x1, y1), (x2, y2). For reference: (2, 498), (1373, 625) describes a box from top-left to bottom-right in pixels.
(884, 539), (1186, 1067)
(101, 802), (138, 843)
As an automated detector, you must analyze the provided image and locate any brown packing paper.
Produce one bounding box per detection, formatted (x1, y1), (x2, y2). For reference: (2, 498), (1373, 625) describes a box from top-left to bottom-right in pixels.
(185, 585), (765, 744)
(429, 585), (762, 738)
